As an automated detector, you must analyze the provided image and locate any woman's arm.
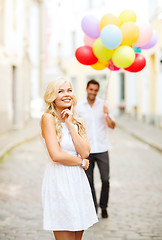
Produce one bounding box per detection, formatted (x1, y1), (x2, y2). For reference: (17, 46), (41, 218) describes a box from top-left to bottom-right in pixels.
(61, 109), (91, 159)
(66, 122), (91, 159)
(41, 113), (89, 168)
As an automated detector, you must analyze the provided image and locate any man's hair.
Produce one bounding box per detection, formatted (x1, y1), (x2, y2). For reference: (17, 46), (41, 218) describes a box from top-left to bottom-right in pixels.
(86, 79), (100, 89)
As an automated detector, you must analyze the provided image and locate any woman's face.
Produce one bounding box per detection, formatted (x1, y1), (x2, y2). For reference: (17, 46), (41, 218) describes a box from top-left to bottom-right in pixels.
(54, 81), (74, 110)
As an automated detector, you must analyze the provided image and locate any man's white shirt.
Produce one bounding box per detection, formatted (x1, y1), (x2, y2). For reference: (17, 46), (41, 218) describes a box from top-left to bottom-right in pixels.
(76, 97), (112, 154)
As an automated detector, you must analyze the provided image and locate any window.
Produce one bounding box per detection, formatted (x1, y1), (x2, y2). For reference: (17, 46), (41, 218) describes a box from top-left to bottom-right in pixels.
(160, 48), (162, 72)
(120, 73), (125, 101)
(70, 76), (77, 94)
(87, 0), (93, 9)
(71, 31), (76, 55)
(148, 0), (158, 19)
(0, 0), (5, 44)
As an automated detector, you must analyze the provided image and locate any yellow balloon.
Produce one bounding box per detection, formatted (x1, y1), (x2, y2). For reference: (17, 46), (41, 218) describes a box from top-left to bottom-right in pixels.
(119, 9), (137, 25)
(112, 46), (135, 68)
(120, 22), (139, 46)
(100, 13), (120, 30)
(93, 38), (114, 61)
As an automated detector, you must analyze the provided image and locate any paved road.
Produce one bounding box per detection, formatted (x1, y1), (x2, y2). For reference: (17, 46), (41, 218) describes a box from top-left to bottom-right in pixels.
(0, 128), (162, 240)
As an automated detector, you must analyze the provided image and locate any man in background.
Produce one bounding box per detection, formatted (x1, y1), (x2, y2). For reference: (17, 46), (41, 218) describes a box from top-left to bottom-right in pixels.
(77, 79), (116, 218)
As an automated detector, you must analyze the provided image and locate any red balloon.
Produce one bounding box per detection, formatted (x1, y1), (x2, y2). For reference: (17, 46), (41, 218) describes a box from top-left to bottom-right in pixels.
(125, 53), (146, 72)
(75, 46), (98, 65)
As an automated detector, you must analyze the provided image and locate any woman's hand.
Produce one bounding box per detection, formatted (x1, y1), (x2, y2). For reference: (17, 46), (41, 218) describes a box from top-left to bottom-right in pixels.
(61, 108), (73, 123)
(81, 159), (89, 170)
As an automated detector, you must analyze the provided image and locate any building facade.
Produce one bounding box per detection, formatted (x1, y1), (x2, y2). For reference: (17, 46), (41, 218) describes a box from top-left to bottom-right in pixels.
(0, 0), (42, 133)
(123, 0), (162, 127)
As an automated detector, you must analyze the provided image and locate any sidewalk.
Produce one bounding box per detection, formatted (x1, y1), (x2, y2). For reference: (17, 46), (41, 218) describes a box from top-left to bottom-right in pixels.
(1, 116), (162, 240)
(0, 119), (40, 159)
(0, 114), (162, 160)
(116, 114), (162, 152)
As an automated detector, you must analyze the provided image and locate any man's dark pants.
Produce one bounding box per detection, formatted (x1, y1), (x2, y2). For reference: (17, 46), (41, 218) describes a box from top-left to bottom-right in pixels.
(86, 151), (110, 213)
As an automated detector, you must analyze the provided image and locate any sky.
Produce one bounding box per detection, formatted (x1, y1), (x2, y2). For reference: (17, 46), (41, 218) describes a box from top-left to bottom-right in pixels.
(88, 0), (150, 23)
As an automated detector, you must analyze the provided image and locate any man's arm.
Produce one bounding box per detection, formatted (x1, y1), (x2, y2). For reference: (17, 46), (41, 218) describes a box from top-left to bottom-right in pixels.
(103, 104), (116, 129)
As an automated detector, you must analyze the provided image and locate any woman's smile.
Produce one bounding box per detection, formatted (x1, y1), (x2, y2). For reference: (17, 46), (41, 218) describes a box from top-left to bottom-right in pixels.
(62, 98), (71, 103)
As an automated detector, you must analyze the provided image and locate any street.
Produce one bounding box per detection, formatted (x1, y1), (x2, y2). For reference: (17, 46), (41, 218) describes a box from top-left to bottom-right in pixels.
(0, 127), (162, 240)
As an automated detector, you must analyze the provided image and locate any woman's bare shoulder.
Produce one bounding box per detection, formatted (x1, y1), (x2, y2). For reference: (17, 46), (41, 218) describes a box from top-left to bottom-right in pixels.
(41, 112), (53, 120)
(41, 113), (55, 127)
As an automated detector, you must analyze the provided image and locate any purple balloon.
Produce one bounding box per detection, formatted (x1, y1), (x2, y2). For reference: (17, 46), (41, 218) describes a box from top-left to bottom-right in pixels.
(81, 15), (100, 39)
(140, 30), (158, 49)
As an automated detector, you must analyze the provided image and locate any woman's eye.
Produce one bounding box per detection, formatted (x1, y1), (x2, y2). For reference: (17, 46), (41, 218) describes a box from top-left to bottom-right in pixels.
(58, 90), (62, 93)
(68, 89), (72, 92)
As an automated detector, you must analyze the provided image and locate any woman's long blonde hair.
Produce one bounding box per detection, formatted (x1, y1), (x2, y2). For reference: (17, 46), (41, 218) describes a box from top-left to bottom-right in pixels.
(44, 77), (86, 144)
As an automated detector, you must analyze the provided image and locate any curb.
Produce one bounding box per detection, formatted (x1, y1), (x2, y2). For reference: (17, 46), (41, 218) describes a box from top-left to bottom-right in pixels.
(0, 133), (39, 160)
(117, 124), (162, 153)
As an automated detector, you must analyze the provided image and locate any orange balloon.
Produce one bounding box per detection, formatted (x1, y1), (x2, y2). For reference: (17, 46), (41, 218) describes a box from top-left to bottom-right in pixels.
(100, 14), (120, 30)
(98, 59), (109, 67)
(120, 22), (139, 46)
(91, 59), (109, 70)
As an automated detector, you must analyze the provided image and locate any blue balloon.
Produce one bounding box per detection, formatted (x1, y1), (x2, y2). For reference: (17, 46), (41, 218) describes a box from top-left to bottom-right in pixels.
(100, 24), (122, 50)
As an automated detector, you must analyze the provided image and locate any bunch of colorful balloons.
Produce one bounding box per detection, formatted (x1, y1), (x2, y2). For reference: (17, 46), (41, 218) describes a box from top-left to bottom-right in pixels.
(75, 9), (158, 72)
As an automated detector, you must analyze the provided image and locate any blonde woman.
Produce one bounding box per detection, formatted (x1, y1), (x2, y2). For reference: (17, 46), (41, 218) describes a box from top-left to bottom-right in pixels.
(41, 77), (98, 240)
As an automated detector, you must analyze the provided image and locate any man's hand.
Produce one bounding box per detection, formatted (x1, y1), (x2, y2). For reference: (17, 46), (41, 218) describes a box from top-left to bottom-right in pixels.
(103, 105), (109, 115)
(103, 105), (116, 129)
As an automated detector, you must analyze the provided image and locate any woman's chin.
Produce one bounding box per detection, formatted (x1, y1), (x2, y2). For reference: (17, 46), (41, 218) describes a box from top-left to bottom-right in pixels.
(62, 103), (72, 108)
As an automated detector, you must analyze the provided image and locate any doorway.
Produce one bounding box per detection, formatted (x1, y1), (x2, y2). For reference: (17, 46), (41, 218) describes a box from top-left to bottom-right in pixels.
(12, 66), (18, 126)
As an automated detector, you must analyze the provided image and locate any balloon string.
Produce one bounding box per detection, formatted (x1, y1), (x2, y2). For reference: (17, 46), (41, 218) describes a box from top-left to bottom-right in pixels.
(104, 71), (112, 102)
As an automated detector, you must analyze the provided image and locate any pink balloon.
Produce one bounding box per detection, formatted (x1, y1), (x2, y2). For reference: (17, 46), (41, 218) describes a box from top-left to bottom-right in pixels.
(108, 59), (120, 71)
(84, 35), (95, 47)
(134, 23), (153, 47)
(139, 30), (158, 49)
(81, 15), (100, 39)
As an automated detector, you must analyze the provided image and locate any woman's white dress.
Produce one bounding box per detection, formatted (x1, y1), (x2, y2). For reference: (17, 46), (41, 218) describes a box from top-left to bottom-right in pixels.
(42, 123), (98, 231)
